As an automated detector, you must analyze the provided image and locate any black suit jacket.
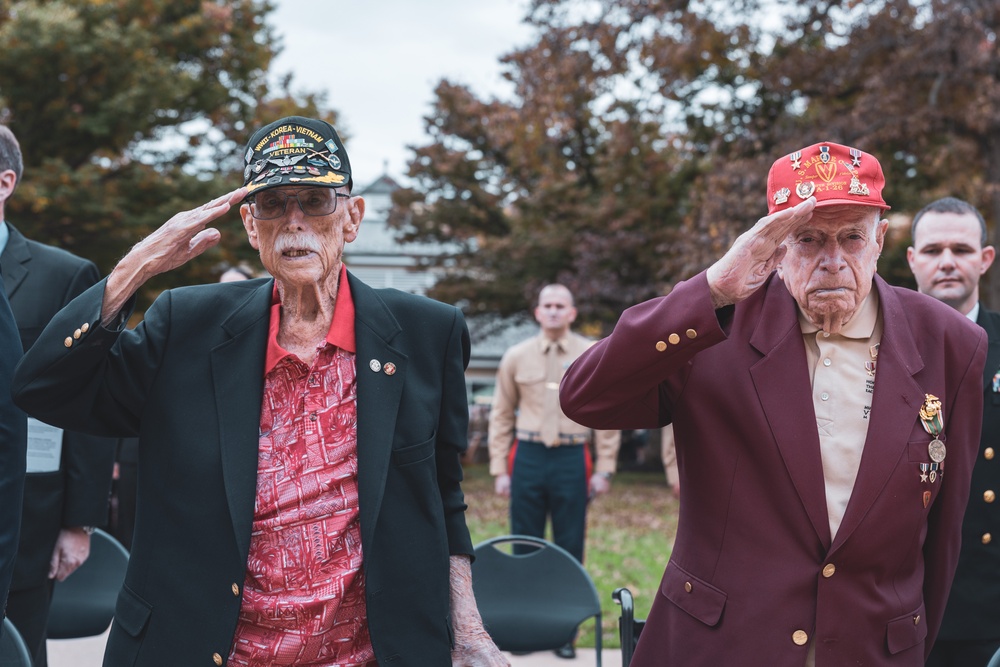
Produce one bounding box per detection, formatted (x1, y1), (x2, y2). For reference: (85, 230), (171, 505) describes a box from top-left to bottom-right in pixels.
(1, 223), (117, 587)
(937, 305), (1000, 641)
(11, 272), (475, 666)
(0, 272), (26, 621)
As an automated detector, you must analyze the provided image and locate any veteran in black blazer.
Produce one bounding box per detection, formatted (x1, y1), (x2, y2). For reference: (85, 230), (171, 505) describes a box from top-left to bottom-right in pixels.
(0, 125), (114, 664)
(908, 197), (1000, 666)
(0, 267), (26, 629)
(11, 117), (506, 667)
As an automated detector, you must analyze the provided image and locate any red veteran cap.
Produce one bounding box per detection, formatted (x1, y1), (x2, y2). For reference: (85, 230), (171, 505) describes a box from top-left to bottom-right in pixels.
(766, 141), (889, 215)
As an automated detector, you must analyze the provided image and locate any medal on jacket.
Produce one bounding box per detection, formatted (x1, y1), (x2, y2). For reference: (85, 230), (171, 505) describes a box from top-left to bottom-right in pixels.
(919, 394), (946, 464)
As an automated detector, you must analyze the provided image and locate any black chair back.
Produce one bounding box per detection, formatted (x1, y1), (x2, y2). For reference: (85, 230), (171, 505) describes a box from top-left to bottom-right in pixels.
(0, 618), (33, 667)
(472, 534), (602, 666)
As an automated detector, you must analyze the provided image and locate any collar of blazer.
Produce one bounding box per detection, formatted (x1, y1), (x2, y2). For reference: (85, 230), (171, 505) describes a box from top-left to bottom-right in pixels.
(0, 222), (30, 299)
(214, 271), (408, 561)
(748, 273), (926, 552)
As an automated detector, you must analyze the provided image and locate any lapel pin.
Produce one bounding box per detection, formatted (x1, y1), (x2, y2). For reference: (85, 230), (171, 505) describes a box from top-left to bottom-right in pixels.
(369, 359), (381, 373)
(384, 362), (396, 376)
(923, 490), (931, 508)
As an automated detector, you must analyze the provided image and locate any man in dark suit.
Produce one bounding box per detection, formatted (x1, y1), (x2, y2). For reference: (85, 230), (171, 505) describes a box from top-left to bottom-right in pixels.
(11, 116), (506, 666)
(0, 125), (115, 664)
(0, 265), (26, 632)
(909, 197), (1000, 666)
(560, 142), (987, 666)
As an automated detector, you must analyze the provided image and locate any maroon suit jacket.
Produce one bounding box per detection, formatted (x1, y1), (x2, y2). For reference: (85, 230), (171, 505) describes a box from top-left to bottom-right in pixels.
(560, 271), (986, 666)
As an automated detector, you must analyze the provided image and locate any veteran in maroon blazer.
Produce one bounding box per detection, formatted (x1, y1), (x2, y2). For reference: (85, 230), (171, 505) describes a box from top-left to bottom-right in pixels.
(560, 142), (987, 666)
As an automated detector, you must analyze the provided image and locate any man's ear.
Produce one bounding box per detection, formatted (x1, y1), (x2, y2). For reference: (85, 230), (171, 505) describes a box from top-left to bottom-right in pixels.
(240, 203), (260, 250)
(344, 195), (365, 243)
(982, 245), (996, 274)
(0, 169), (17, 203)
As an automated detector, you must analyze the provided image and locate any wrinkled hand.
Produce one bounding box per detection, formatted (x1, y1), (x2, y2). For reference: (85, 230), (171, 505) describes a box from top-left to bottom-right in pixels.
(102, 187), (247, 323)
(706, 198), (816, 308)
(493, 474), (511, 498)
(450, 555), (510, 666)
(451, 626), (510, 667)
(49, 527), (91, 582)
(589, 473), (611, 497)
(125, 187), (248, 282)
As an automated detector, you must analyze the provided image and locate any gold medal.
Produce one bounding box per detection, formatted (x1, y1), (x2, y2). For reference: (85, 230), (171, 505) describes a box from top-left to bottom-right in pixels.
(928, 438), (946, 463)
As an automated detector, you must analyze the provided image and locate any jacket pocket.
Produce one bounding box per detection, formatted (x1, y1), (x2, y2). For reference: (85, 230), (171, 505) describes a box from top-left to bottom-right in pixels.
(660, 559), (727, 627)
(907, 436), (945, 462)
(391, 434), (435, 467)
(885, 602), (927, 655)
(114, 584), (152, 637)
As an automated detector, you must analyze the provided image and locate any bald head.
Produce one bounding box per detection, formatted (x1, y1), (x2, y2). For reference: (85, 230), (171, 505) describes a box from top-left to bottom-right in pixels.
(535, 284), (577, 340)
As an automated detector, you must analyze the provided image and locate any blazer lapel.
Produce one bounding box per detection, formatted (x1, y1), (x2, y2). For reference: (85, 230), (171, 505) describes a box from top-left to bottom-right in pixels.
(211, 280), (271, 560)
(749, 276), (832, 549)
(0, 223), (30, 300)
(977, 306), (1000, 389)
(349, 273), (407, 557)
(830, 278), (924, 553)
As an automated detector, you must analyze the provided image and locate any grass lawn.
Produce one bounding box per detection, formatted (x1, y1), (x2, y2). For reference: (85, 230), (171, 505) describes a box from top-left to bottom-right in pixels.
(461, 463), (679, 649)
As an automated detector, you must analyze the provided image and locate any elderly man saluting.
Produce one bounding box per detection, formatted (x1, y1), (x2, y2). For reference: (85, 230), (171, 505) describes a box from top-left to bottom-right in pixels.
(11, 116), (507, 667)
(560, 142), (987, 666)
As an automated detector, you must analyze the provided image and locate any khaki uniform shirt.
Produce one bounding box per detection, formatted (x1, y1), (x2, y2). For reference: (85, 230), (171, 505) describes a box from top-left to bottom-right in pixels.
(488, 331), (620, 476)
(799, 291), (882, 667)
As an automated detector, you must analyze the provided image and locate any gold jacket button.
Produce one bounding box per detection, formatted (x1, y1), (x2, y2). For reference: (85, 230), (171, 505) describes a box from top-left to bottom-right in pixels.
(822, 563), (836, 578)
(213, 653), (223, 665)
(985, 490), (996, 503)
(655, 341), (667, 352)
(64, 337), (73, 348)
(684, 581), (693, 593)
(80, 322), (90, 333)
(231, 583), (240, 596)
(668, 333), (680, 345)
(73, 328), (82, 340)
(686, 329), (697, 339)
(792, 630), (808, 646)
(984, 533), (992, 545)
(987, 447), (995, 460)
(913, 614), (921, 625)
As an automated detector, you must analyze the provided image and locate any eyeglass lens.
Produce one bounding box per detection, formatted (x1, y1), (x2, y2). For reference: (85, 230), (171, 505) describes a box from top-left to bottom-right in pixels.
(252, 189), (339, 219)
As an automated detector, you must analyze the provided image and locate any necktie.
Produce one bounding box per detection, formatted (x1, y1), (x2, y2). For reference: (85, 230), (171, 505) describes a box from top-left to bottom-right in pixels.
(540, 341), (561, 446)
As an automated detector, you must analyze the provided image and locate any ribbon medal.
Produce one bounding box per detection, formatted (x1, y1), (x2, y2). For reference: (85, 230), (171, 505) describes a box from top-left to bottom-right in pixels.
(919, 394), (946, 464)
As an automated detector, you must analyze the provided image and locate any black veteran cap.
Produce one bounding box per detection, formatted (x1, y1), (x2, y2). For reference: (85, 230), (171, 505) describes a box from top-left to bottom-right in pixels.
(242, 116), (352, 194)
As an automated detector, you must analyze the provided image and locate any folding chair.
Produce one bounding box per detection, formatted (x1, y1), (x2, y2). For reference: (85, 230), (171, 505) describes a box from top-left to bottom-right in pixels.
(0, 618), (32, 667)
(472, 535), (602, 666)
(613, 587), (645, 667)
(47, 528), (129, 639)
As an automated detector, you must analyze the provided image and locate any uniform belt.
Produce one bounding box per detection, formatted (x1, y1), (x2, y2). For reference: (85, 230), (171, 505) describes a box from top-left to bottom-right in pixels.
(516, 430), (589, 446)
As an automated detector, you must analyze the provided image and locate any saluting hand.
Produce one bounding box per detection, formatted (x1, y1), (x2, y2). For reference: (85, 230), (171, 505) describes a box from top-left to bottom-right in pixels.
(101, 187), (248, 324)
(706, 197), (816, 308)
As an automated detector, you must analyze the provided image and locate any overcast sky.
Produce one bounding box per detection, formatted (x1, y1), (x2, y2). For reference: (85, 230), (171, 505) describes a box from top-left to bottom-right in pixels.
(267, 1), (536, 190)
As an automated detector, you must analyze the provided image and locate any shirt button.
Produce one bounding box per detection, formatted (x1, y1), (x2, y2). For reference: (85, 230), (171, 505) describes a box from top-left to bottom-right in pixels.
(820, 392), (830, 401)
(213, 653), (223, 666)
(984, 533), (992, 545)
(987, 447), (996, 460)
(792, 630), (809, 646)
(309, 412), (318, 421)
(822, 563), (836, 578)
(986, 490), (996, 504)
(231, 583), (240, 596)
(823, 358), (831, 367)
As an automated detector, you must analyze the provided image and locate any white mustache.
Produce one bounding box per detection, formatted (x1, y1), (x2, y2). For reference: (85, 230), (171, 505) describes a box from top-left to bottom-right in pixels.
(272, 236), (321, 255)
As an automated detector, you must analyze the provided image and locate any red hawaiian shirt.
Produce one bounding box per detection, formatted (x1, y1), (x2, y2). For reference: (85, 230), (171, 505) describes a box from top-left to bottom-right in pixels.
(228, 266), (375, 667)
